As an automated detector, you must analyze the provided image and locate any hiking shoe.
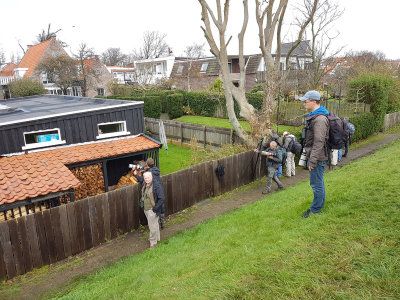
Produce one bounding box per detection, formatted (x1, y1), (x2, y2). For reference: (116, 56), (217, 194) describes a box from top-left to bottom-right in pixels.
(262, 188), (271, 194)
(278, 185), (285, 190)
(302, 209), (312, 218)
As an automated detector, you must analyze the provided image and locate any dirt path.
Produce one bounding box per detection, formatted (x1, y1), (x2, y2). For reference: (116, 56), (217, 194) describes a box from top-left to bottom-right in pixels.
(4, 131), (400, 300)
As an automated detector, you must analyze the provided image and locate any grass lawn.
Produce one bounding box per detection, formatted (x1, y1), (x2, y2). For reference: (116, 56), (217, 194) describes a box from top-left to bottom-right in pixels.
(47, 139), (400, 299)
(174, 115), (302, 136)
(158, 143), (192, 175)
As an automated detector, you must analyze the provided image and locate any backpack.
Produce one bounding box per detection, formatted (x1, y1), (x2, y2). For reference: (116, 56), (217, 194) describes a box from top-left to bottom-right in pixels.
(278, 146), (287, 166)
(348, 122), (355, 135)
(215, 164), (225, 180)
(288, 137), (302, 155)
(326, 113), (349, 150)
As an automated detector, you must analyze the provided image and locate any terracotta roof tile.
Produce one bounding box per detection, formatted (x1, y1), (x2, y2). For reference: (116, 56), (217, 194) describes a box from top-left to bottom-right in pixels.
(0, 135), (160, 205)
(18, 39), (52, 78)
(0, 63), (17, 77)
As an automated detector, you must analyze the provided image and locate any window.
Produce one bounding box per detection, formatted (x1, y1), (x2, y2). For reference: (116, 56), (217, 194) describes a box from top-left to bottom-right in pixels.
(95, 69), (101, 75)
(200, 62), (208, 73)
(23, 128), (65, 150)
(177, 65), (184, 73)
(97, 121), (130, 139)
(52, 50), (60, 57)
(97, 88), (105, 96)
(228, 60), (232, 73)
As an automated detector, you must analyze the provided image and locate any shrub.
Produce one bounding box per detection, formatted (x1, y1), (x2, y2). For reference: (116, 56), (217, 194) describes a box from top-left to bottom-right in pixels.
(184, 92), (223, 117)
(349, 112), (378, 143)
(110, 96), (162, 119)
(9, 78), (46, 97)
(167, 94), (184, 119)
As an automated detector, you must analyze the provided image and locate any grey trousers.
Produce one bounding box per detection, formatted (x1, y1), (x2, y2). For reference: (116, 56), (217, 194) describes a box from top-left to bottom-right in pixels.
(144, 209), (160, 246)
(266, 166), (283, 190)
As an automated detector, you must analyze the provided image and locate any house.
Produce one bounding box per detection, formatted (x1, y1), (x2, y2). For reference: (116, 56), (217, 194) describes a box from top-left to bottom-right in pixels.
(106, 65), (135, 85)
(170, 55), (262, 92)
(0, 95), (161, 221)
(14, 38), (70, 95)
(11, 38), (112, 97)
(81, 56), (113, 97)
(0, 62), (17, 99)
(133, 56), (175, 85)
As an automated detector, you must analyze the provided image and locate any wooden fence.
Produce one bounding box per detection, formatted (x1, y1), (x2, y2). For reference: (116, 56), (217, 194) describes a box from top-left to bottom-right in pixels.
(0, 150), (262, 281)
(145, 118), (242, 147)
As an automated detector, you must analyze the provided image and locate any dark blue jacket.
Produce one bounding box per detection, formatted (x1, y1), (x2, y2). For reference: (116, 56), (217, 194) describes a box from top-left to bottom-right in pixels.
(265, 147), (282, 169)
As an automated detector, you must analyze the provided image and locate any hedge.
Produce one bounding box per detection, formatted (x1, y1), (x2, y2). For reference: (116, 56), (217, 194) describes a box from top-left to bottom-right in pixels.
(349, 112), (379, 143)
(104, 95), (162, 119)
(167, 94), (185, 119)
(184, 92), (224, 117)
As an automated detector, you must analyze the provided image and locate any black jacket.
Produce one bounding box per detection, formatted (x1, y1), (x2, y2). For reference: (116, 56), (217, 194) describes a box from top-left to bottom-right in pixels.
(265, 147), (282, 169)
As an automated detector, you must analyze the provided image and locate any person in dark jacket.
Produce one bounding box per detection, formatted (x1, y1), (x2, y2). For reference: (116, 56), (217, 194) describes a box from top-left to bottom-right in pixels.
(140, 172), (165, 248)
(264, 130), (283, 177)
(254, 141), (284, 194)
(134, 158), (165, 229)
(299, 90), (329, 218)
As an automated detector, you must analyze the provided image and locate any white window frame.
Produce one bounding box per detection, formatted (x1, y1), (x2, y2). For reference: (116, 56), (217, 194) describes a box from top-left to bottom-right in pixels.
(22, 128), (66, 150)
(96, 121), (130, 139)
(200, 62), (208, 73)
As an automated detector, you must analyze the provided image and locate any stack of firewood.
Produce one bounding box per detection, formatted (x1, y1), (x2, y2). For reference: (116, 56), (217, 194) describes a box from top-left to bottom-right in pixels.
(116, 170), (139, 188)
(70, 163), (105, 200)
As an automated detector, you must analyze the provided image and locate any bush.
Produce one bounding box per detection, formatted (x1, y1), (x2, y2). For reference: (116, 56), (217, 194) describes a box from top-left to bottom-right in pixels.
(349, 112), (378, 143)
(184, 92), (223, 117)
(167, 94), (184, 119)
(109, 96), (162, 119)
(9, 78), (46, 97)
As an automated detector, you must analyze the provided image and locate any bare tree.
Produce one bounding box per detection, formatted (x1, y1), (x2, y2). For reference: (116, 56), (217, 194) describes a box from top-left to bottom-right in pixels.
(184, 43), (205, 91)
(132, 31), (171, 60)
(0, 49), (5, 65)
(302, 0), (344, 88)
(73, 43), (95, 97)
(198, 0), (318, 144)
(101, 47), (128, 66)
(37, 54), (78, 95)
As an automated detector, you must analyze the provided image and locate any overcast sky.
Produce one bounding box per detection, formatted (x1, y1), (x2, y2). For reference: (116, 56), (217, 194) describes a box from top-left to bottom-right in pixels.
(1, 0), (399, 62)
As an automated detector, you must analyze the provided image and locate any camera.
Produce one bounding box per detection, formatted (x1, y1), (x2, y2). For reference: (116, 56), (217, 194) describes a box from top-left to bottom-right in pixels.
(129, 164), (145, 170)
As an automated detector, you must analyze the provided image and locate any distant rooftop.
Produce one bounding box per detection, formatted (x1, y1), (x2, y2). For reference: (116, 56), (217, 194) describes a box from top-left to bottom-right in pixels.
(0, 94), (143, 126)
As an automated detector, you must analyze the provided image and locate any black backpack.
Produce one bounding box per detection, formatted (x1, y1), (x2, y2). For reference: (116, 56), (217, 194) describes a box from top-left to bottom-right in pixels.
(326, 113), (349, 150)
(288, 137), (302, 154)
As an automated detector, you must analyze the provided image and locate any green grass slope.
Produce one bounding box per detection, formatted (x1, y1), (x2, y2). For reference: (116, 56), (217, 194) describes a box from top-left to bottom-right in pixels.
(50, 139), (400, 299)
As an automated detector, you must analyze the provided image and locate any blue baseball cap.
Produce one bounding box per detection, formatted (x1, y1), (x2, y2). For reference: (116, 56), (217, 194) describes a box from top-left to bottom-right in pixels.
(299, 90), (321, 101)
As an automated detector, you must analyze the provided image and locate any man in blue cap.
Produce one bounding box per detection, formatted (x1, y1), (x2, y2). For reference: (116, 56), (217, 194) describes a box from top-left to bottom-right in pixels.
(299, 90), (329, 218)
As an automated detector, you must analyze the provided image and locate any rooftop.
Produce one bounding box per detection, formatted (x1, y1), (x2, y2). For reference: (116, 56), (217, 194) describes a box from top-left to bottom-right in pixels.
(0, 94), (143, 126)
(0, 134), (160, 205)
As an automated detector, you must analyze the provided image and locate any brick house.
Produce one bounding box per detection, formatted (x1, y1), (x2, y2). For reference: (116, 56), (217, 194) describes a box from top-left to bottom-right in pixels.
(82, 56), (113, 97)
(0, 63), (17, 99)
(170, 55), (262, 92)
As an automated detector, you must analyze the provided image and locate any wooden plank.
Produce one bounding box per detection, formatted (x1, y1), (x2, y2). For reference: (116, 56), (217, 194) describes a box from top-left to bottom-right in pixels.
(80, 199), (93, 250)
(95, 195), (105, 244)
(25, 214), (42, 269)
(49, 207), (65, 261)
(115, 189), (123, 233)
(17, 217), (33, 273)
(108, 191), (117, 239)
(101, 193), (111, 241)
(66, 202), (79, 256)
(58, 205), (72, 258)
(42, 210), (57, 264)
(120, 188), (129, 233)
(74, 200), (85, 253)
(34, 212), (50, 266)
(0, 221), (16, 279)
(0, 235), (6, 281)
(212, 159), (220, 197)
(165, 174), (173, 216)
(88, 197), (99, 247)
(126, 186), (134, 231)
(131, 184), (141, 229)
(7, 219), (25, 275)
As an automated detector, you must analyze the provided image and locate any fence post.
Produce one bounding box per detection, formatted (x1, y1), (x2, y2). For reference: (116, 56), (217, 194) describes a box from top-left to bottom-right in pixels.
(203, 126), (206, 148)
(180, 123), (183, 145)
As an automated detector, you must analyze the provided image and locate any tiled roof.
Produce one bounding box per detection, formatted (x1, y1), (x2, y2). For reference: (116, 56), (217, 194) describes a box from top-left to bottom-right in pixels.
(280, 40), (311, 57)
(0, 135), (160, 205)
(18, 39), (52, 78)
(0, 63), (17, 77)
